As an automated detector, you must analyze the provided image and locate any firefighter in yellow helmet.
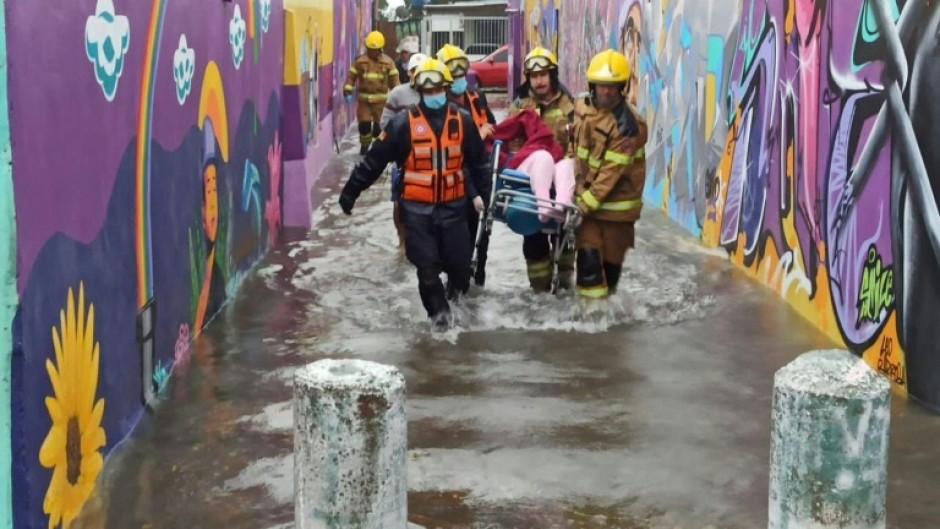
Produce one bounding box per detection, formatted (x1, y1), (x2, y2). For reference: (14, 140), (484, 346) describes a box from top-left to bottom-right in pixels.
(508, 46), (578, 292)
(344, 31), (400, 156)
(570, 49), (648, 300)
(339, 59), (492, 331)
(437, 43), (497, 286)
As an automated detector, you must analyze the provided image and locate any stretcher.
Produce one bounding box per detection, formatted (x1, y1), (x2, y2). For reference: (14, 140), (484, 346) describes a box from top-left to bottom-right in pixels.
(471, 140), (581, 294)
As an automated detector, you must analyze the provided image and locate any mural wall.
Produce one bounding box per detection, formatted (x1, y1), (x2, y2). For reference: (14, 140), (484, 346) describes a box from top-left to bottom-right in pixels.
(281, 0), (373, 228)
(519, 0), (940, 410)
(7, 0), (284, 527)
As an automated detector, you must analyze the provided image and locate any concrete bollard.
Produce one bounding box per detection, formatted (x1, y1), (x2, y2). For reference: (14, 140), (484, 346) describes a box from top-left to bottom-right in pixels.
(294, 359), (407, 529)
(769, 349), (891, 529)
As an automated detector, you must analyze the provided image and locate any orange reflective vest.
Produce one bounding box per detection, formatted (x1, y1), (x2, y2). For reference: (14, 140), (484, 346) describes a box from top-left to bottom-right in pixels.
(402, 105), (466, 204)
(466, 90), (490, 129)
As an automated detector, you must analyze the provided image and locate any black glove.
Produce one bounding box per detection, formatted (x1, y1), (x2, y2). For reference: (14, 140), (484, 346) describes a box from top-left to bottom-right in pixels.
(339, 192), (355, 215)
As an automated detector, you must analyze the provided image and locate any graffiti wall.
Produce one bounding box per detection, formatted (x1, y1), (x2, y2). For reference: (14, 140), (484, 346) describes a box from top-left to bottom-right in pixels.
(704, 0), (934, 408)
(282, 0), (373, 228)
(7, 0), (284, 526)
(520, 0), (940, 410)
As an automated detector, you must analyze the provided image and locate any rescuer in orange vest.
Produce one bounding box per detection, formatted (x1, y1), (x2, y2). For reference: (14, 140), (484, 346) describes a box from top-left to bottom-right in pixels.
(339, 58), (492, 331)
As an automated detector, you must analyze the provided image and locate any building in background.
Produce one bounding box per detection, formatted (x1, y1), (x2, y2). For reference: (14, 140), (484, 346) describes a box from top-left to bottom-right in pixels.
(420, 0), (508, 59)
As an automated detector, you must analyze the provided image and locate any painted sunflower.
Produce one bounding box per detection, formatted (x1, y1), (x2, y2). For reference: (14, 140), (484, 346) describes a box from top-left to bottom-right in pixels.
(39, 283), (107, 529)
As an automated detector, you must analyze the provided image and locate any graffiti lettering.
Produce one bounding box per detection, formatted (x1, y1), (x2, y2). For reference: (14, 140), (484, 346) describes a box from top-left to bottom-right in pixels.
(877, 336), (906, 385)
(856, 245), (894, 326)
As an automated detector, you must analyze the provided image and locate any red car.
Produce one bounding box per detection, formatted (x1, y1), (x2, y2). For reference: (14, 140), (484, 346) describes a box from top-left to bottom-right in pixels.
(468, 45), (508, 89)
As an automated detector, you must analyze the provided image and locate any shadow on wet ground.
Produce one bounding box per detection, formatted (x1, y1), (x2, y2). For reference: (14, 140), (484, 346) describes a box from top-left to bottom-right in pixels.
(74, 96), (940, 529)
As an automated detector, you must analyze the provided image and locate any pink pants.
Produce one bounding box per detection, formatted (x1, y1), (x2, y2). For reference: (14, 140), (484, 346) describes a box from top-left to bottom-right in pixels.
(515, 150), (576, 223)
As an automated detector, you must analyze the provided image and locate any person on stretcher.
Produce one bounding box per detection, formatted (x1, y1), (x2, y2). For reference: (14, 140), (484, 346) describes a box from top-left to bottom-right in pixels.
(490, 47), (578, 291)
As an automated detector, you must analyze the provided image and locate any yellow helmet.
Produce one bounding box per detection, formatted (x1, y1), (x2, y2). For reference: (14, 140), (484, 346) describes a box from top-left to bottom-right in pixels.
(365, 31), (385, 50)
(523, 47), (558, 74)
(586, 49), (631, 84)
(436, 44), (470, 77)
(412, 58), (454, 89)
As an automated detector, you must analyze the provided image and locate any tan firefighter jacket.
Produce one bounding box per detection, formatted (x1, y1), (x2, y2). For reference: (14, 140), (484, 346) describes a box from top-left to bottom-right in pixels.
(508, 89), (576, 152)
(344, 53), (400, 104)
(570, 95), (647, 222)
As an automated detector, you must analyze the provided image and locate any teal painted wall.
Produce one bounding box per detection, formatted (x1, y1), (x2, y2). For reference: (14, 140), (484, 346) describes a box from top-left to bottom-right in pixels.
(0, 0), (15, 525)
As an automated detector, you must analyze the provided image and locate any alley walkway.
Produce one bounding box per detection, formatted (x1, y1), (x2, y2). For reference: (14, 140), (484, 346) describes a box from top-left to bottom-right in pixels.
(75, 117), (940, 529)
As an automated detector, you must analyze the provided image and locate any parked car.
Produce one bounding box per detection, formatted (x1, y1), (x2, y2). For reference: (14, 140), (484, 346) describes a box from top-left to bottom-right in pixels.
(468, 45), (508, 89)
(465, 43), (501, 62)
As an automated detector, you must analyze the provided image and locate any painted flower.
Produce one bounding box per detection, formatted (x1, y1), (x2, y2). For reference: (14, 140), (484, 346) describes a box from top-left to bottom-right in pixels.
(39, 283), (107, 529)
(174, 323), (191, 369)
(153, 361), (171, 393)
(265, 132), (283, 243)
(230, 5), (247, 69)
(260, 0), (272, 33)
(84, 0), (130, 101)
(173, 34), (196, 105)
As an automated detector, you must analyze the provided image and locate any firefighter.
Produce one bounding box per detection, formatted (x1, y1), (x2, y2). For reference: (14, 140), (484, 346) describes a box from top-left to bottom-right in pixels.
(571, 49), (648, 300)
(508, 46), (578, 292)
(437, 43), (497, 286)
(344, 30), (400, 156)
(339, 58), (492, 330)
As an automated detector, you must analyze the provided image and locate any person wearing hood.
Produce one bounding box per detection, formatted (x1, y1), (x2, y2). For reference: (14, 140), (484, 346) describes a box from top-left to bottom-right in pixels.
(506, 47), (578, 292)
(395, 36), (419, 82)
(437, 44), (497, 287)
(339, 58), (492, 331)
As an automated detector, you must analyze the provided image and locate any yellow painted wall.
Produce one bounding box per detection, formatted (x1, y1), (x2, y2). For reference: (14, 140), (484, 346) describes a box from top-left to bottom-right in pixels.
(284, 0), (335, 86)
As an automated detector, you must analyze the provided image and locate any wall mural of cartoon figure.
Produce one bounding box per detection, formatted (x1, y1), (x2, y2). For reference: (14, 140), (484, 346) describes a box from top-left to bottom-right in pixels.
(619, 2), (643, 105)
(193, 61), (230, 334)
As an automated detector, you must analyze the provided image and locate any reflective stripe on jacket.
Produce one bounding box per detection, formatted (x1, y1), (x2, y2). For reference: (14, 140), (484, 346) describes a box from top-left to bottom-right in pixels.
(571, 97), (648, 222)
(344, 53), (399, 97)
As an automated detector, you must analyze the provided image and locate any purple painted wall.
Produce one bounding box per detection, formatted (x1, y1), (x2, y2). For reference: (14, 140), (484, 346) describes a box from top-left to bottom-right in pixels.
(280, 0), (373, 228)
(7, 0), (284, 526)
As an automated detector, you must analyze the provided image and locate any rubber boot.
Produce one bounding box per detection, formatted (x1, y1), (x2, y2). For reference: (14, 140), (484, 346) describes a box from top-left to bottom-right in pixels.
(526, 258), (553, 292)
(417, 267), (450, 321)
(603, 262), (623, 294)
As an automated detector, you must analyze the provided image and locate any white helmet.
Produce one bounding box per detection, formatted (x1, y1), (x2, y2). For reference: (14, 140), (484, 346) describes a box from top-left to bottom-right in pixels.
(407, 53), (428, 72)
(397, 36), (419, 54)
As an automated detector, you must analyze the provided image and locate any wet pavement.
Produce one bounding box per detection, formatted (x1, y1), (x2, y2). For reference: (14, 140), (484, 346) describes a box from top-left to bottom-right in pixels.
(75, 100), (940, 528)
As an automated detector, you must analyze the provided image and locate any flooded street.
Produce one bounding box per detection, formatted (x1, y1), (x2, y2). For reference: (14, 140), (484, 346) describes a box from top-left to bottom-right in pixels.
(75, 110), (940, 529)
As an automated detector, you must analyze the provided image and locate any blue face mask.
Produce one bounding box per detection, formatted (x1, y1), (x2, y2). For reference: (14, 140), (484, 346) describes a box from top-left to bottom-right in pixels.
(424, 93), (448, 110)
(451, 77), (468, 95)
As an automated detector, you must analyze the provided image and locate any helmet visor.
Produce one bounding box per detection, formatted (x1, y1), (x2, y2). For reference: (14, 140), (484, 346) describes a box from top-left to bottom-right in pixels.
(524, 55), (555, 73)
(445, 57), (470, 77)
(414, 69), (449, 89)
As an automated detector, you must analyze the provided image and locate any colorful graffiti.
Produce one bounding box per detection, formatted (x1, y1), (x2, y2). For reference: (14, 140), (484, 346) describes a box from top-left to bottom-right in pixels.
(702, 0), (915, 401)
(7, 0), (284, 526)
(531, 0), (940, 409)
(525, 0), (561, 53)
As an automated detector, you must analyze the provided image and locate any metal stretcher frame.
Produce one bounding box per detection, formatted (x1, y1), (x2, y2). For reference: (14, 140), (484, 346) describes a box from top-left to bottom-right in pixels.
(471, 140), (581, 294)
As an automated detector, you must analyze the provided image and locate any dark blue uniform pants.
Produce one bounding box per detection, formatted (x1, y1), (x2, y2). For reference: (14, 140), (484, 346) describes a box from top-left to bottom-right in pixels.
(402, 201), (472, 319)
